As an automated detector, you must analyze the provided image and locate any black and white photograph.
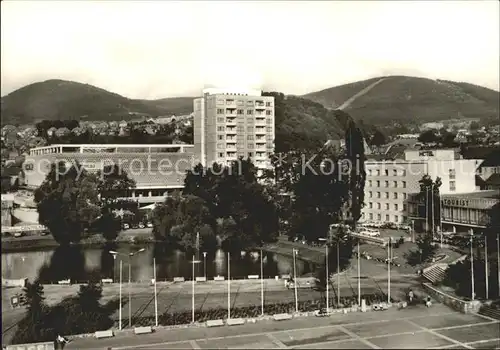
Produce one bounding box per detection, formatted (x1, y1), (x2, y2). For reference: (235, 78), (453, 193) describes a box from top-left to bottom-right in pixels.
(1, 1), (499, 349)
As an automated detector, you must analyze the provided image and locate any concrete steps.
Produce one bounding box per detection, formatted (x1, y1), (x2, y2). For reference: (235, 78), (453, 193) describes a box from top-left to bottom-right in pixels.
(423, 265), (446, 285)
(479, 306), (500, 321)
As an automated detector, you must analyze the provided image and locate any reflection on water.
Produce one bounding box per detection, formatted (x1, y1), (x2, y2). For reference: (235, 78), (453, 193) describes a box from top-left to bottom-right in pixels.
(1, 244), (314, 283)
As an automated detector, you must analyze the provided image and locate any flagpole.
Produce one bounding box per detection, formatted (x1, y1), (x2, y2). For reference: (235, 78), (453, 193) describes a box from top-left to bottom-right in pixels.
(153, 257), (158, 327)
(485, 235), (489, 300)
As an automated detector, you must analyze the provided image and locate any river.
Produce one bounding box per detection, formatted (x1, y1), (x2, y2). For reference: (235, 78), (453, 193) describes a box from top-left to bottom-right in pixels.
(1, 243), (315, 283)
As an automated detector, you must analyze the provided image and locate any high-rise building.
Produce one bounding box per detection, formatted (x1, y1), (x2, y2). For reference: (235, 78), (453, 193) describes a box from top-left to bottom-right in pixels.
(193, 88), (275, 171)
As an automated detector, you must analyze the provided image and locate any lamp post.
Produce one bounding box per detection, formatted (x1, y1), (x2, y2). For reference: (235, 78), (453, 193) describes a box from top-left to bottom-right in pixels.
(119, 260), (123, 330)
(153, 257), (158, 327)
(337, 243), (340, 306)
(190, 256), (201, 323)
(411, 220), (415, 243)
(387, 237), (391, 303)
(260, 249), (264, 316)
(469, 230), (475, 301)
(292, 248), (299, 313)
(109, 248), (145, 329)
(203, 252), (207, 279)
(357, 239), (361, 306)
(318, 238), (329, 313)
(485, 235), (489, 300)
(227, 252), (231, 320)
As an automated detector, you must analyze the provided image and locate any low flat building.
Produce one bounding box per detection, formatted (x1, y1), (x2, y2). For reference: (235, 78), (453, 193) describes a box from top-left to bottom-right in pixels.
(407, 190), (499, 233)
(23, 144), (196, 206)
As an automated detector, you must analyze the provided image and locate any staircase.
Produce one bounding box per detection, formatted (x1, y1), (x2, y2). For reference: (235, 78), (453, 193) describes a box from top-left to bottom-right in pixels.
(479, 306), (500, 321)
(422, 265), (447, 285)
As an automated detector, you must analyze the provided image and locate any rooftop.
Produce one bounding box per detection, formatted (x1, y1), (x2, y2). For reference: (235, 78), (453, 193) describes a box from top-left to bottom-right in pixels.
(441, 190), (500, 200)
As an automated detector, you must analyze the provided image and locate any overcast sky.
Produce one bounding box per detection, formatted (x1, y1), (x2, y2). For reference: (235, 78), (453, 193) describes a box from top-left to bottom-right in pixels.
(1, 1), (499, 99)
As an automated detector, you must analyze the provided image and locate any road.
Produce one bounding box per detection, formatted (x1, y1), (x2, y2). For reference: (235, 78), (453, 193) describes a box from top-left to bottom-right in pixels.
(66, 303), (500, 349)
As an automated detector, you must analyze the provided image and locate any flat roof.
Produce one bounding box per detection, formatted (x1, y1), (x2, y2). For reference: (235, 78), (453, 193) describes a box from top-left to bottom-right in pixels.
(442, 190), (499, 199)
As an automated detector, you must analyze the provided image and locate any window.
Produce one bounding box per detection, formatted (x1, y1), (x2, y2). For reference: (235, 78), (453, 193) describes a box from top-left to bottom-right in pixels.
(377, 192), (381, 198)
(393, 192), (398, 199)
(368, 169), (372, 175)
(369, 213), (374, 220)
(248, 144), (254, 149)
(266, 127), (273, 132)
(218, 152), (224, 157)
(368, 180), (373, 187)
(217, 117), (224, 123)
(385, 181), (389, 187)
(376, 180), (380, 187)
(217, 108), (224, 114)
(385, 203), (389, 210)
(393, 169), (398, 176)
(394, 215), (399, 223)
(247, 126), (254, 132)
(247, 135), (254, 140)
(247, 101), (254, 106)
(266, 118), (273, 124)
(218, 135), (224, 140)
(402, 170), (406, 176)
(403, 193), (407, 200)
(237, 100), (244, 106)
(369, 202), (373, 209)
(449, 181), (456, 191)
(217, 143), (225, 149)
(369, 191), (373, 198)
(248, 152), (253, 157)
(376, 170), (380, 176)
(377, 203), (381, 209)
(449, 169), (456, 180)
(216, 99), (224, 105)
(393, 181), (398, 188)
(237, 109), (244, 115)
(247, 110), (253, 115)
(217, 126), (225, 132)
(385, 192), (389, 199)
(385, 169), (389, 176)
(402, 181), (407, 188)
(377, 214), (381, 221)
(394, 204), (398, 211)
(385, 215), (390, 222)
(237, 126), (244, 132)
(403, 204), (407, 211)
(266, 110), (272, 115)
(266, 102), (272, 107)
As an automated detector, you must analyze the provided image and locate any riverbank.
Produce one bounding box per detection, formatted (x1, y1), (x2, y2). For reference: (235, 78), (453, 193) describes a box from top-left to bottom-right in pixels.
(1, 229), (155, 253)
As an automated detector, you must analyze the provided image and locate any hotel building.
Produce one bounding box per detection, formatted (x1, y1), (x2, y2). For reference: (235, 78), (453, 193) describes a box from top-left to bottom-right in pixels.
(362, 149), (478, 226)
(193, 88), (275, 172)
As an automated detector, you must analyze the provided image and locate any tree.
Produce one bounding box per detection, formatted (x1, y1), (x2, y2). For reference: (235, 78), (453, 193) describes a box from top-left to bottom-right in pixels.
(370, 129), (387, 147)
(469, 121), (480, 131)
(95, 164), (136, 241)
(418, 175), (442, 233)
(418, 129), (438, 144)
(34, 161), (101, 244)
(12, 280), (50, 344)
(440, 131), (457, 148)
(345, 120), (366, 227)
(405, 233), (438, 266)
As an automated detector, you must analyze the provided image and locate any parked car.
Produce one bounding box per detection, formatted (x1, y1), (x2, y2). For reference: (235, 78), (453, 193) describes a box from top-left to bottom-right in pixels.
(138, 222), (145, 229)
(122, 223), (130, 230)
(359, 228), (381, 237)
(14, 231), (24, 238)
(146, 222), (153, 228)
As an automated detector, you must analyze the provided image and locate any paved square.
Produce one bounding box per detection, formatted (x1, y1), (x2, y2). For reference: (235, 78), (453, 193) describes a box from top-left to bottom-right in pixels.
(274, 327), (351, 347)
(197, 335), (278, 349)
(367, 331), (453, 349)
(437, 323), (500, 344)
(410, 313), (489, 329)
(343, 319), (421, 338)
(295, 339), (373, 349)
(469, 339), (500, 349)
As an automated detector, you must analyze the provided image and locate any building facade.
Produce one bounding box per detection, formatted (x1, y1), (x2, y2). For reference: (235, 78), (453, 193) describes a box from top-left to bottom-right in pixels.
(193, 88), (275, 171)
(407, 190), (499, 233)
(362, 149), (479, 225)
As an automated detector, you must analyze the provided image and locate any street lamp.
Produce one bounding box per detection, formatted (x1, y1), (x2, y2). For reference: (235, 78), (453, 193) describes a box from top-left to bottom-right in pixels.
(190, 256), (201, 323)
(469, 229), (475, 301)
(109, 248), (145, 329)
(411, 220), (415, 243)
(260, 249), (264, 316)
(484, 234), (489, 300)
(227, 252), (231, 320)
(292, 248), (299, 313)
(318, 237), (330, 314)
(203, 252), (207, 279)
(387, 237), (392, 304)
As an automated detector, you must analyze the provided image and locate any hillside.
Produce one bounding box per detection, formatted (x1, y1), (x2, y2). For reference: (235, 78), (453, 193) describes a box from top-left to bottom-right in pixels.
(0, 80), (193, 125)
(304, 76), (499, 126)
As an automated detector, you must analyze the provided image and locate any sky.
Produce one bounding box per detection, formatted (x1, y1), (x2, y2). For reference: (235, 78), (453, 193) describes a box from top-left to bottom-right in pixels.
(1, 1), (499, 99)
